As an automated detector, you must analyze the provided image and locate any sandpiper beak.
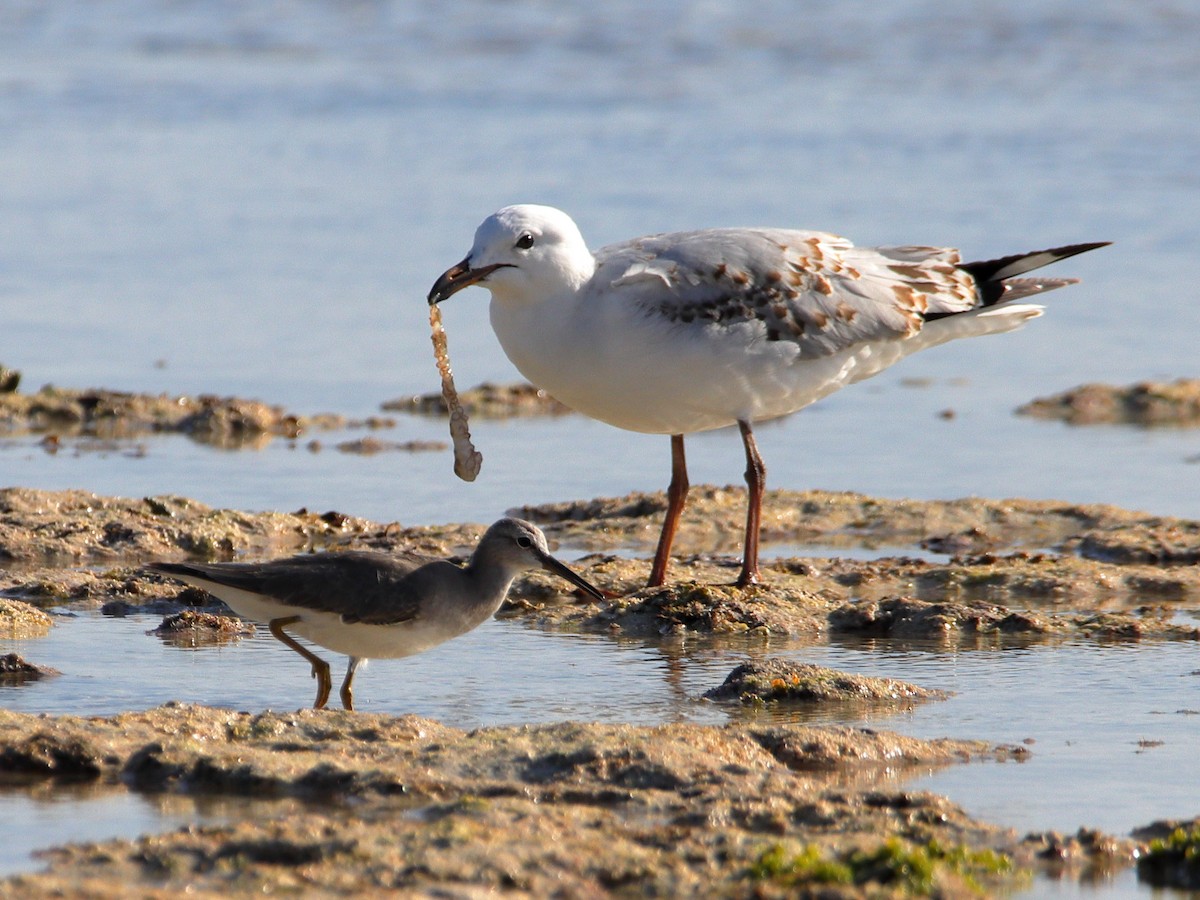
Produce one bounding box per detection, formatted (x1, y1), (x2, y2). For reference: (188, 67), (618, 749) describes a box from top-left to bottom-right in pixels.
(538, 553), (605, 601)
(427, 258), (512, 306)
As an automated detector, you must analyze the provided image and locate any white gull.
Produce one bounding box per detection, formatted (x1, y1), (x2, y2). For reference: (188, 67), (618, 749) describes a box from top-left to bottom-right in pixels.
(428, 205), (1108, 587)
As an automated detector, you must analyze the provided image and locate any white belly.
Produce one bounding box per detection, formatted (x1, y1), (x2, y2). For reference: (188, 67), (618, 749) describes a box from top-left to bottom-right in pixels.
(187, 583), (476, 661)
(491, 298), (1038, 435)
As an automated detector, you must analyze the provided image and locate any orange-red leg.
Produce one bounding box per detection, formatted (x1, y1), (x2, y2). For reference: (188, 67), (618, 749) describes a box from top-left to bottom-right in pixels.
(736, 420), (765, 587)
(649, 434), (688, 587)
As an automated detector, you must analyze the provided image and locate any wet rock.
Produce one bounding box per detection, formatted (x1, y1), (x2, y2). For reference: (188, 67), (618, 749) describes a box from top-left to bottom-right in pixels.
(1069, 523), (1200, 565)
(0, 598), (54, 637)
(749, 728), (1022, 773)
(385, 380), (571, 418)
(705, 659), (944, 706)
(0, 384), (378, 446)
(0, 732), (102, 781)
(148, 610), (254, 647)
(1018, 379), (1200, 426)
(829, 596), (1052, 638)
(0, 653), (60, 683)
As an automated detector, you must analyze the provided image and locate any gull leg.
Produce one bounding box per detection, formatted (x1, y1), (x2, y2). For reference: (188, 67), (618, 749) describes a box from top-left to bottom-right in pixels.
(339, 657), (362, 711)
(269, 616), (332, 709)
(649, 434), (689, 587)
(736, 420), (765, 587)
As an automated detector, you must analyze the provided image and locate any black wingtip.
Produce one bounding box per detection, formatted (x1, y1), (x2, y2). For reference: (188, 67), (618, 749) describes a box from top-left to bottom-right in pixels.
(963, 241), (1111, 285)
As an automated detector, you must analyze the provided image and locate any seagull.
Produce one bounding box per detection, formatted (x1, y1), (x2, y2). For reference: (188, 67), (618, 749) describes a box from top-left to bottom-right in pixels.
(428, 205), (1108, 588)
(148, 517), (602, 710)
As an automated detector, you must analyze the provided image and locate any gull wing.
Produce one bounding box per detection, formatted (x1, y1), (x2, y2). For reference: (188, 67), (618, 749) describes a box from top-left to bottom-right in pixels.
(591, 228), (984, 358)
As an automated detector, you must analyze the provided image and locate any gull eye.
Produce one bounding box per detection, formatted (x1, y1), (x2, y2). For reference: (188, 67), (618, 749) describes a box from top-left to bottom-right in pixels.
(515, 233), (535, 250)
(516, 535), (534, 548)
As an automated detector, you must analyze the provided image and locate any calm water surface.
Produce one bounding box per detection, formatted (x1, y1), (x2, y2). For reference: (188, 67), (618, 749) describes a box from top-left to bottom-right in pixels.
(2, 1), (1198, 894)
(2, 612), (1198, 895)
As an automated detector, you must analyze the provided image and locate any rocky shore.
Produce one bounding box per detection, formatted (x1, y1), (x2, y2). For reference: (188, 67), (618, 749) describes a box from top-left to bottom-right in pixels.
(1, 375), (1198, 894)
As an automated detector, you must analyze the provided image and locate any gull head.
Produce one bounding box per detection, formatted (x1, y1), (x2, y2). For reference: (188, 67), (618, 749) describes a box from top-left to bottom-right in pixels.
(428, 205), (595, 306)
(473, 517), (603, 600)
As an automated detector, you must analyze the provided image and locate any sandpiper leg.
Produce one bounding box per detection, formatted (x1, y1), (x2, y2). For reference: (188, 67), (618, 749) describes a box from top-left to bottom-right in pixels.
(649, 434), (689, 587)
(269, 616), (332, 709)
(736, 420), (765, 587)
(339, 657), (361, 711)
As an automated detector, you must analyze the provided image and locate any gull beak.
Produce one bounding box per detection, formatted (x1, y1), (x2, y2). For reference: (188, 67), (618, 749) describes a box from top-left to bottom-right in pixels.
(538, 552), (605, 601)
(427, 257), (512, 306)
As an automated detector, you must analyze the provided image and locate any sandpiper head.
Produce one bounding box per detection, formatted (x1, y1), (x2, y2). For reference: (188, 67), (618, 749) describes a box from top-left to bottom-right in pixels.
(428, 205), (595, 306)
(477, 517), (603, 600)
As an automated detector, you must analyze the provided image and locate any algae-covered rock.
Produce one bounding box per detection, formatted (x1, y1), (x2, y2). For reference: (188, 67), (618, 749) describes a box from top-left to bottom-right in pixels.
(1133, 820), (1200, 889)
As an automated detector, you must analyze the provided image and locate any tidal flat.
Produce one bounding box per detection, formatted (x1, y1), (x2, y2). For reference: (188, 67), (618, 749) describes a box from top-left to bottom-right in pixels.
(2, 482), (1198, 895)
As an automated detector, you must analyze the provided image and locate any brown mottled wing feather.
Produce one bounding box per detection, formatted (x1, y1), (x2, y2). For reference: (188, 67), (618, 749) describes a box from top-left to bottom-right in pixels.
(592, 228), (981, 358)
(149, 550), (436, 625)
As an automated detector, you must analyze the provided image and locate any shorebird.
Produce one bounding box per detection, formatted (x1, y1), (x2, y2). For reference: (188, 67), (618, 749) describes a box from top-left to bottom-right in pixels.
(149, 517), (602, 710)
(429, 205), (1108, 587)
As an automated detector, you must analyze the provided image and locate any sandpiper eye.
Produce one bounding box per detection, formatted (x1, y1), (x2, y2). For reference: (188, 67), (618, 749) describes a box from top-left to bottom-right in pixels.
(515, 233), (535, 250)
(516, 536), (533, 548)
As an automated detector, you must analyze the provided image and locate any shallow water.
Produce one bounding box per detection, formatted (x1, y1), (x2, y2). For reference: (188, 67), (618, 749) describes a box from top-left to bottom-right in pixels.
(3, 613), (1198, 861)
(0, 782), (302, 878)
(1, 0), (1199, 893)
(1, 0), (1199, 525)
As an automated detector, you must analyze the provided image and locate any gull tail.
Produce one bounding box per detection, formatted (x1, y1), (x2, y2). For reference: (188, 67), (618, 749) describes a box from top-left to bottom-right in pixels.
(960, 241), (1111, 305)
